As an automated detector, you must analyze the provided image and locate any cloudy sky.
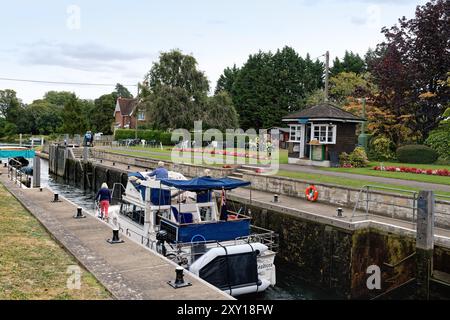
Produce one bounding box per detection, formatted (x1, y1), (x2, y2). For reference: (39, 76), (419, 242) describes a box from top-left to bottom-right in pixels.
(0, 0), (426, 103)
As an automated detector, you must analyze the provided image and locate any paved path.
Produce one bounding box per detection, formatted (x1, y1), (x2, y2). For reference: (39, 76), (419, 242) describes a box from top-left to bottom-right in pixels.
(0, 167), (231, 300)
(96, 147), (450, 193)
(228, 187), (450, 247)
(278, 164), (450, 193)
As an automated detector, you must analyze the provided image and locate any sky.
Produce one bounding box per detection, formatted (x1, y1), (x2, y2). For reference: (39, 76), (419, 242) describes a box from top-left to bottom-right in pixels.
(0, 0), (427, 103)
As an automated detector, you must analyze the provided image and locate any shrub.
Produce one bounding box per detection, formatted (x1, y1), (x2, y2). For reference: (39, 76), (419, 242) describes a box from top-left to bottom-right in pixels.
(396, 145), (439, 164)
(425, 124), (450, 161)
(114, 129), (176, 145)
(348, 147), (369, 167)
(368, 136), (396, 161)
(339, 147), (369, 168)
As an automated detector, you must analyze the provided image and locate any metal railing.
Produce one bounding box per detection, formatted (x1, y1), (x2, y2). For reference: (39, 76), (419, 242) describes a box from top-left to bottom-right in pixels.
(351, 185), (450, 226)
(6, 158), (32, 188)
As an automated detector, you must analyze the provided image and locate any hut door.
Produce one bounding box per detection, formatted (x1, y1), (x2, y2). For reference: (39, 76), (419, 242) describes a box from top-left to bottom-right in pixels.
(304, 124), (311, 158)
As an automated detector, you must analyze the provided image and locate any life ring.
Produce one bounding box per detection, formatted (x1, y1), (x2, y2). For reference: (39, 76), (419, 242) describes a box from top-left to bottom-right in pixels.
(305, 185), (318, 202)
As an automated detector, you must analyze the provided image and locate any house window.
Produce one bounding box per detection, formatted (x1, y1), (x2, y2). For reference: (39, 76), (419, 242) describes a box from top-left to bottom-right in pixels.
(137, 111), (145, 120)
(289, 125), (302, 142)
(312, 124), (336, 144)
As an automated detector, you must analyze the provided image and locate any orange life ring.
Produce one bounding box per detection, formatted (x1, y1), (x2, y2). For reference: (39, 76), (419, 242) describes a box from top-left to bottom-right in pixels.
(305, 185), (319, 202)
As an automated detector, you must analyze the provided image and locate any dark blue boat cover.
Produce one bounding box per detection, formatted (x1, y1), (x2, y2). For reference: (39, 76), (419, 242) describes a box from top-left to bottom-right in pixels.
(160, 176), (250, 191)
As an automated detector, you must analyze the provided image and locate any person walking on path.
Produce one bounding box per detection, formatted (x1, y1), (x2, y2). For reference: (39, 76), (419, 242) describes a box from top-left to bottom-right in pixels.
(95, 182), (112, 220)
(147, 161), (169, 180)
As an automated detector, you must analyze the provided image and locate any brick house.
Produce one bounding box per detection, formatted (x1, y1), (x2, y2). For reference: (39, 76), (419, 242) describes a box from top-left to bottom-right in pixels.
(113, 97), (146, 130)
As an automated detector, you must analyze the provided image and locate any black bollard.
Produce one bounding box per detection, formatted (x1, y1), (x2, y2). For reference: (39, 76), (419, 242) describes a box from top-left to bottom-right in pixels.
(73, 207), (86, 219)
(52, 193), (60, 202)
(273, 194), (279, 203)
(112, 162), (115, 166)
(3, 162), (7, 167)
(39, 187), (43, 192)
(100, 159), (102, 163)
(107, 228), (124, 244)
(336, 207), (345, 218)
(127, 165), (130, 170)
(168, 266), (192, 289)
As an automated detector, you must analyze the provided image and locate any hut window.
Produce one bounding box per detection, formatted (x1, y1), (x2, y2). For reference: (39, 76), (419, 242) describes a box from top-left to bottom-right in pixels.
(289, 125), (302, 142)
(312, 124), (336, 144)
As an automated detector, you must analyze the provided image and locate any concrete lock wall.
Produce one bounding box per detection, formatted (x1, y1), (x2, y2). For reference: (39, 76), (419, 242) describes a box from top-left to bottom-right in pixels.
(92, 150), (235, 178)
(239, 173), (450, 229)
(236, 199), (450, 299)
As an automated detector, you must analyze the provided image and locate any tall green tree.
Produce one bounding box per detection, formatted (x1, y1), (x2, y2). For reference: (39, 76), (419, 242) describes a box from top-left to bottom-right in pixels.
(215, 65), (240, 95)
(61, 94), (89, 134)
(330, 51), (366, 76)
(203, 92), (239, 131)
(0, 89), (22, 123)
(229, 47), (324, 129)
(92, 93), (117, 134)
(142, 50), (210, 130)
(115, 83), (133, 98)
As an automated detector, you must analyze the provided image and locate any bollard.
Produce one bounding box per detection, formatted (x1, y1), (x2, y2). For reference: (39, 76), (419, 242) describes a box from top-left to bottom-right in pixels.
(127, 165), (130, 170)
(336, 207), (345, 218)
(112, 162), (115, 166)
(100, 159), (102, 163)
(107, 228), (124, 244)
(73, 207), (86, 219)
(4, 162), (7, 168)
(273, 194), (279, 203)
(51, 193), (60, 202)
(39, 187), (43, 192)
(168, 266), (192, 289)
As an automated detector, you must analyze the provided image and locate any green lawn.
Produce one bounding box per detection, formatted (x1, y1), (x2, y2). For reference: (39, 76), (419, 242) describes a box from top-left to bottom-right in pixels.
(0, 184), (111, 300)
(275, 170), (450, 198)
(320, 161), (450, 186)
(101, 146), (289, 166)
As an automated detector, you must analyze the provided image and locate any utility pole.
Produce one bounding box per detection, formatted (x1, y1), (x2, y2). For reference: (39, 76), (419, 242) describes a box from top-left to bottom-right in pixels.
(324, 50), (329, 102)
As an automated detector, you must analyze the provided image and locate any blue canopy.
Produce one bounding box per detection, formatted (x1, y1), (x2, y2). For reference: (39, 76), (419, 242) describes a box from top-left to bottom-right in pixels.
(160, 176), (250, 191)
(128, 172), (146, 180)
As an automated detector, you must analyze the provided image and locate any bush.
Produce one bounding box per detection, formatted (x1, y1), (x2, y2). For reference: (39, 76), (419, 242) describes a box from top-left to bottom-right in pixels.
(396, 145), (439, 164)
(425, 124), (450, 161)
(339, 147), (369, 168)
(114, 129), (176, 145)
(368, 136), (396, 161)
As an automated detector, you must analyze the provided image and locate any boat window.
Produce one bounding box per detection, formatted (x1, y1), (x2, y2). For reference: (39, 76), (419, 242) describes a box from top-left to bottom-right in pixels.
(119, 202), (145, 225)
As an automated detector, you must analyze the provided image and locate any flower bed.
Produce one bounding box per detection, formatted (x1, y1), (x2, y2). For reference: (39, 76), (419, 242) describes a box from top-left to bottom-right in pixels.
(373, 165), (450, 176)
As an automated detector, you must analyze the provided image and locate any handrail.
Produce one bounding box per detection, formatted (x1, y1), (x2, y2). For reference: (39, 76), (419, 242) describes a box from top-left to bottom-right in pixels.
(383, 252), (416, 269)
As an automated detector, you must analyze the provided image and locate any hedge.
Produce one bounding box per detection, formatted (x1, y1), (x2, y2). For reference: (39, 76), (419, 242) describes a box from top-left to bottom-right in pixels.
(114, 129), (174, 145)
(396, 145), (439, 164)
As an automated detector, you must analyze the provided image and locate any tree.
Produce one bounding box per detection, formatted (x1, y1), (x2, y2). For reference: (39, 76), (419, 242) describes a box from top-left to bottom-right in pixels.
(203, 92), (239, 131)
(229, 47), (324, 129)
(142, 50), (210, 130)
(144, 49), (209, 100)
(369, 0), (450, 142)
(331, 51), (366, 76)
(43, 91), (76, 107)
(92, 93), (117, 134)
(115, 83), (133, 98)
(61, 94), (89, 134)
(329, 72), (377, 105)
(215, 65), (240, 95)
(0, 89), (22, 123)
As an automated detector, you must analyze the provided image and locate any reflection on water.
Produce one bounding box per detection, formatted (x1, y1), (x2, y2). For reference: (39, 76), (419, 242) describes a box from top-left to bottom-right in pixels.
(38, 158), (338, 300)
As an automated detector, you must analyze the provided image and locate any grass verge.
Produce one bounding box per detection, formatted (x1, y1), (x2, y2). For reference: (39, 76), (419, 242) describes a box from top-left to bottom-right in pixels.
(0, 184), (111, 300)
